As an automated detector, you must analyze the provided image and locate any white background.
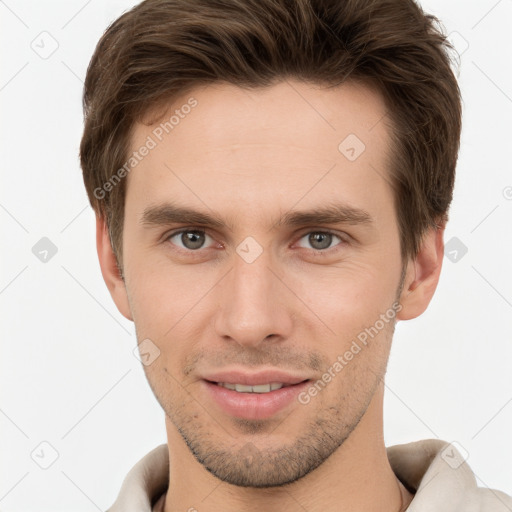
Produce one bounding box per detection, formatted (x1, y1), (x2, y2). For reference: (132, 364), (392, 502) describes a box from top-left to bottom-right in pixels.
(1, 0), (511, 510)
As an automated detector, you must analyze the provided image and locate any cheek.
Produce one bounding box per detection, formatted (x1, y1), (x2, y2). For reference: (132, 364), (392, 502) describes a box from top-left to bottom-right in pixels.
(125, 248), (210, 328)
(126, 262), (219, 375)
(285, 261), (398, 334)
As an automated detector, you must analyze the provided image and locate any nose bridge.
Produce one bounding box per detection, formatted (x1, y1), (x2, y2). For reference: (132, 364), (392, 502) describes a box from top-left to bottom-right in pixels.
(214, 242), (291, 346)
(232, 249), (273, 306)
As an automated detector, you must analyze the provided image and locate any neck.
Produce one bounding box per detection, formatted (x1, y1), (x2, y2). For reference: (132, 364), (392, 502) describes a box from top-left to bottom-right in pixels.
(163, 381), (413, 512)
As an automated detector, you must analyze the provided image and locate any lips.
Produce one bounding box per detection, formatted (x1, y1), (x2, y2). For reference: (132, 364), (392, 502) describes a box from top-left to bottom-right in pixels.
(200, 369), (311, 420)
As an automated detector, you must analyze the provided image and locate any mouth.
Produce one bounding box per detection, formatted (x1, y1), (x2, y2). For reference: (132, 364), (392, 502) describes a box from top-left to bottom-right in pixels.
(205, 380), (309, 393)
(201, 378), (311, 420)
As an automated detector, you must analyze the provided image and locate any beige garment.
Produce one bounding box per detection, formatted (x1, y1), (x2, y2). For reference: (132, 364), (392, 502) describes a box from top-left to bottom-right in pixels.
(106, 439), (512, 511)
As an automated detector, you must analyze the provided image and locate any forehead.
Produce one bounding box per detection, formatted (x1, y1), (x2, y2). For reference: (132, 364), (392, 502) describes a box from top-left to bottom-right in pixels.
(125, 80), (393, 228)
(135, 79), (389, 155)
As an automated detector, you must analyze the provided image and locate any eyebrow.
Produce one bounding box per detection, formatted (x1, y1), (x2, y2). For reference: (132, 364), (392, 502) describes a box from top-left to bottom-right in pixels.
(140, 201), (373, 231)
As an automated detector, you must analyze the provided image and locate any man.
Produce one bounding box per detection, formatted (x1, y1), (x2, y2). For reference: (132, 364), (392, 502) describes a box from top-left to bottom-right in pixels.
(79, 0), (512, 510)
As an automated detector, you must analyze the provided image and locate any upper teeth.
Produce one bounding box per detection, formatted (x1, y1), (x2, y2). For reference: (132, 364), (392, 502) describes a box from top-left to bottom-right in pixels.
(218, 382), (285, 393)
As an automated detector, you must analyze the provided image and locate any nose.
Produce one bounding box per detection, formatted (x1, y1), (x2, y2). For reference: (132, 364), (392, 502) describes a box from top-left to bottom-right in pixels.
(214, 246), (293, 348)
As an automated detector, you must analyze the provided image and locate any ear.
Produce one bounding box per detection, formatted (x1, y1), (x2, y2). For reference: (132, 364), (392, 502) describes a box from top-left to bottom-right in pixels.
(96, 215), (133, 321)
(396, 223), (445, 321)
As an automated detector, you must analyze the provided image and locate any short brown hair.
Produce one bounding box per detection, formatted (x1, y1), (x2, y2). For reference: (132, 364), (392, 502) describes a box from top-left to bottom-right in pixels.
(80, 0), (462, 271)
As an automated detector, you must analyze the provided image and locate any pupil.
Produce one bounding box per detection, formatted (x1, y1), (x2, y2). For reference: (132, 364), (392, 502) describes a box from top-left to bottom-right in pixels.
(183, 231), (204, 249)
(310, 233), (331, 250)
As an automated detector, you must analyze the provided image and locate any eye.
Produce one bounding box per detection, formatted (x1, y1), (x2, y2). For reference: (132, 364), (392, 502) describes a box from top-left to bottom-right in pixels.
(295, 231), (345, 251)
(163, 228), (347, 255)
(165, 229), (215, 251)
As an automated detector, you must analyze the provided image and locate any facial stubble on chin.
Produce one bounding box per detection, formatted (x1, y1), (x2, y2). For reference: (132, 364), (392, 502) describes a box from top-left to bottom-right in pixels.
(171, 363), (384, 489)
(157, 317), (395, 489)
(141, 262), (407, 488)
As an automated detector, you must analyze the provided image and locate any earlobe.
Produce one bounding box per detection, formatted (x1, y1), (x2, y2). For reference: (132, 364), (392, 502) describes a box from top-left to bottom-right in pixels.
(396, 225), (445, 321)
(95, 215), (133, 321)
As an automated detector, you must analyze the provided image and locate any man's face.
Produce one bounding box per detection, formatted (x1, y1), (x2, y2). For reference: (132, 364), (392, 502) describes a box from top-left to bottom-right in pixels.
(120, 80), (406, 486)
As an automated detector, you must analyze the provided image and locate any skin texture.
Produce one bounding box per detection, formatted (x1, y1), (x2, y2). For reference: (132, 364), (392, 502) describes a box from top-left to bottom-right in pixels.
(97, 80), (445, 512)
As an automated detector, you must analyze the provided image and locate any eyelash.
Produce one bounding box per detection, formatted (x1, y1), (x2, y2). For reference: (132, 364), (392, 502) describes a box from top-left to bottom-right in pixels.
(163, 227), (348, 256)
